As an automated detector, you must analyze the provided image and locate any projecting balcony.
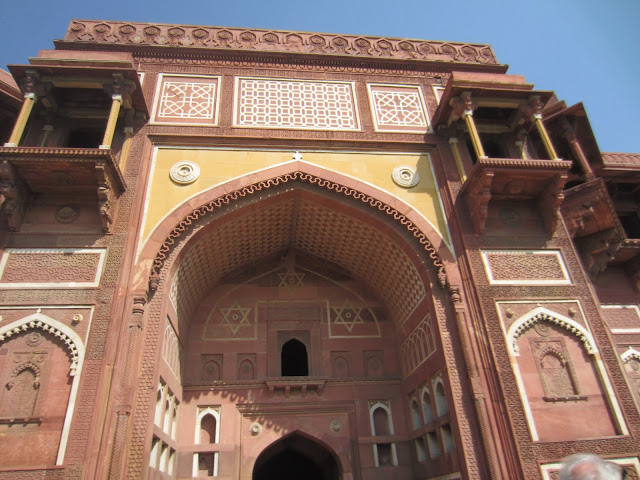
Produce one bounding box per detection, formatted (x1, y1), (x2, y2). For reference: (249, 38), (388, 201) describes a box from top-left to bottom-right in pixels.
(0, 146), (125, 232)
(561, 178), (626, 277)
(459, 156), (572, 235)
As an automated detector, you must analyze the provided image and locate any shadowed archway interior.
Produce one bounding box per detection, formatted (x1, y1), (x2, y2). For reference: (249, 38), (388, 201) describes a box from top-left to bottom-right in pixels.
(253, 433), (340, 480)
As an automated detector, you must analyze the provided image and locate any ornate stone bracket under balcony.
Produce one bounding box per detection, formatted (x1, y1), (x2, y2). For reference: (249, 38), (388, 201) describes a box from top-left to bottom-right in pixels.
(265, 377), (327, 397)
(459, 157), (572, 235)
(561, 178), (625, 278)
(0, 147), (125, 232)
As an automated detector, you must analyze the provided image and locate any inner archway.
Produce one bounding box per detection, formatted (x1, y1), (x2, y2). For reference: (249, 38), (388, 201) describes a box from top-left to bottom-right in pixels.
(253, 433), (340, 480)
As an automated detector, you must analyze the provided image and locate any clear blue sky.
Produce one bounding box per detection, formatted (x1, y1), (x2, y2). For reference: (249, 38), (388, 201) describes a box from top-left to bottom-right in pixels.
(1, 0), (638, 153)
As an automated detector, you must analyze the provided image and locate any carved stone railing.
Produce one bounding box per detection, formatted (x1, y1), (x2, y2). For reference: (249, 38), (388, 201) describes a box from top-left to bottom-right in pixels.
(459, 157), (572, 235)
(0, 147), (125, 232)
(63, 20), (498, 65)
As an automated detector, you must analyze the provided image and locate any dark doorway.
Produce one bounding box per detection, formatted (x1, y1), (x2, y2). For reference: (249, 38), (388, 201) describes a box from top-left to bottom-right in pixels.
(253, 433), (340, 480)
(281, 338), (308, 376)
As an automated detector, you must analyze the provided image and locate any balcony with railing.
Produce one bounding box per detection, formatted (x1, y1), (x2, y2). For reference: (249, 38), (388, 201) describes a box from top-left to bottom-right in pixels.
(433, 72), (572, 235)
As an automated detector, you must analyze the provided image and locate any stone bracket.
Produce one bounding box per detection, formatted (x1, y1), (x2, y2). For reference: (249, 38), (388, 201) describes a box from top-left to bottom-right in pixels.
(0, 160), (29, 231)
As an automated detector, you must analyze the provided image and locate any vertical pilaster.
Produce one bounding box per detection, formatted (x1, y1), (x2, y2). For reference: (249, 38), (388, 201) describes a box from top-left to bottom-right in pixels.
(107, 295), (147, 480)
(450, 286), (503, 479)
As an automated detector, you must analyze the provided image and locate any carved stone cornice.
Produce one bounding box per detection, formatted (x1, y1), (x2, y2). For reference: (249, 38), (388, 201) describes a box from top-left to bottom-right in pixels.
(63, 20), (499, 66)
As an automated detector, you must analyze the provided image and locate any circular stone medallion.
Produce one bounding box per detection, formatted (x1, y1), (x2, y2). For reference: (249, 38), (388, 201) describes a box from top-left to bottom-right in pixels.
(392, 165), (420, 188)
(170, 161), (201, 185)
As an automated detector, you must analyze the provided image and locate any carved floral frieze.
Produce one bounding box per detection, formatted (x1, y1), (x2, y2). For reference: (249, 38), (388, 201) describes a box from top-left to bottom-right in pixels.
(65, 20), (498, 65)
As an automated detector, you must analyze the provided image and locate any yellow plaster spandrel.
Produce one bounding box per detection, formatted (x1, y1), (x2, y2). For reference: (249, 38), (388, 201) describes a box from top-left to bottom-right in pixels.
(144, 148), (449, 247)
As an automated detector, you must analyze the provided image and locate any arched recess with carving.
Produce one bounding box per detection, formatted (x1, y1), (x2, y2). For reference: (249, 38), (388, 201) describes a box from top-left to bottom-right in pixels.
(123, 162), (482, 479)
(505, 306), (627, 442)
(0, 312), (86, 465)
(506, 307), (597, 357)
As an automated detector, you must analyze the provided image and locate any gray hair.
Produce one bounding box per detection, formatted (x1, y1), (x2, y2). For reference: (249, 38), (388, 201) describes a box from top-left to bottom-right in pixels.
(558, 454), (624, 480)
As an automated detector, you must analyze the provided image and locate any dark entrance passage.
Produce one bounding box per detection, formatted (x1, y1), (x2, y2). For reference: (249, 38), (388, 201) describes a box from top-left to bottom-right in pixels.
(281, 338), (308, 376)
(253, 433), (340, 480)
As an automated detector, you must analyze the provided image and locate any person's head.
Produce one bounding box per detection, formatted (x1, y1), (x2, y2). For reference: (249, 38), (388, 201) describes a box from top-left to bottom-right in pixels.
(558, 454), (624, 480)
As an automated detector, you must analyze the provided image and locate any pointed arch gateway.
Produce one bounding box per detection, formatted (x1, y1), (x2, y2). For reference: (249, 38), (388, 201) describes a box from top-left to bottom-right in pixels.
(124, 161), (486, 479)
(252, 431), (341, 480)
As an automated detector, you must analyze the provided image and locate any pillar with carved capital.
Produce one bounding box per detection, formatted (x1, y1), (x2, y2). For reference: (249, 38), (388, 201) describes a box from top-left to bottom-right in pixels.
(558, 117), (595, 179)
(527, 96), (559, 160)
(452, 92), (486, 159)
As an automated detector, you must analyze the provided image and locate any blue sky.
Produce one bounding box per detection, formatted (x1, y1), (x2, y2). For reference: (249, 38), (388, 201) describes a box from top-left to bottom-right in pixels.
(1, 0), (638, 153)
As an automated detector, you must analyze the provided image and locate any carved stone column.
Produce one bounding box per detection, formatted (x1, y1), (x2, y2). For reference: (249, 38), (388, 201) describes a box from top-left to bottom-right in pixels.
(524, 95), (560, 160)
(107, 294), (148, 480)
(558, 117), (596, 180)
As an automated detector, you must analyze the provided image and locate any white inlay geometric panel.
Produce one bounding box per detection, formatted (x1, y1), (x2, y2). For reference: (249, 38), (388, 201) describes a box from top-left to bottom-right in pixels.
(152, 74), (221, 125)
(368, 84), (429, 133)
(234, 77), (359, 130)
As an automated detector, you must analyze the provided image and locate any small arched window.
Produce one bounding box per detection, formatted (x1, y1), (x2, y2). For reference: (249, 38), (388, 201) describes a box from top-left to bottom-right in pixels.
(434, 380), (448, 417)
(410, 400), (422, 430)
(422, 390), (434, 424)
(281, 339), (308, 376)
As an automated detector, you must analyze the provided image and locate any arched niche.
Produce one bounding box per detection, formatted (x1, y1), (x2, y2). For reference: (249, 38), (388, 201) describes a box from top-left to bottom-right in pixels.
(505, 306), (628, 441)
(0, 312), (85, 465)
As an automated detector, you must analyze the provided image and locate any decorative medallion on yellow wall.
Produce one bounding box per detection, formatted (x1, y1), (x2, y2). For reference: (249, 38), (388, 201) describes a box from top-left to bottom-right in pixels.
(392, 165), (420, 188)
(169, 161), (200, 185)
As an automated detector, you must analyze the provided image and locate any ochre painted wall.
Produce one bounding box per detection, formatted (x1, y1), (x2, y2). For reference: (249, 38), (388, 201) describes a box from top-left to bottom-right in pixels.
(140, 148), (451, 253)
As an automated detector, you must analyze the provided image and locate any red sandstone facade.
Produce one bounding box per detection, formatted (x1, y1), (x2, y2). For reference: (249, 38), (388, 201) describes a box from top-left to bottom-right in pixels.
(0, 19), (638, 480)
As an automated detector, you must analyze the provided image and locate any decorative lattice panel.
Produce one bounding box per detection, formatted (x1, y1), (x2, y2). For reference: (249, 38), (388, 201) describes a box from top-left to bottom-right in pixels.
(368, 84), (429, 133)
(234, 77), (359, 130)
(0, 248), (106, 288)
(481, 250), (570, 285)
(153, 74), (220, 125)
(602, 305), (640, 330)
